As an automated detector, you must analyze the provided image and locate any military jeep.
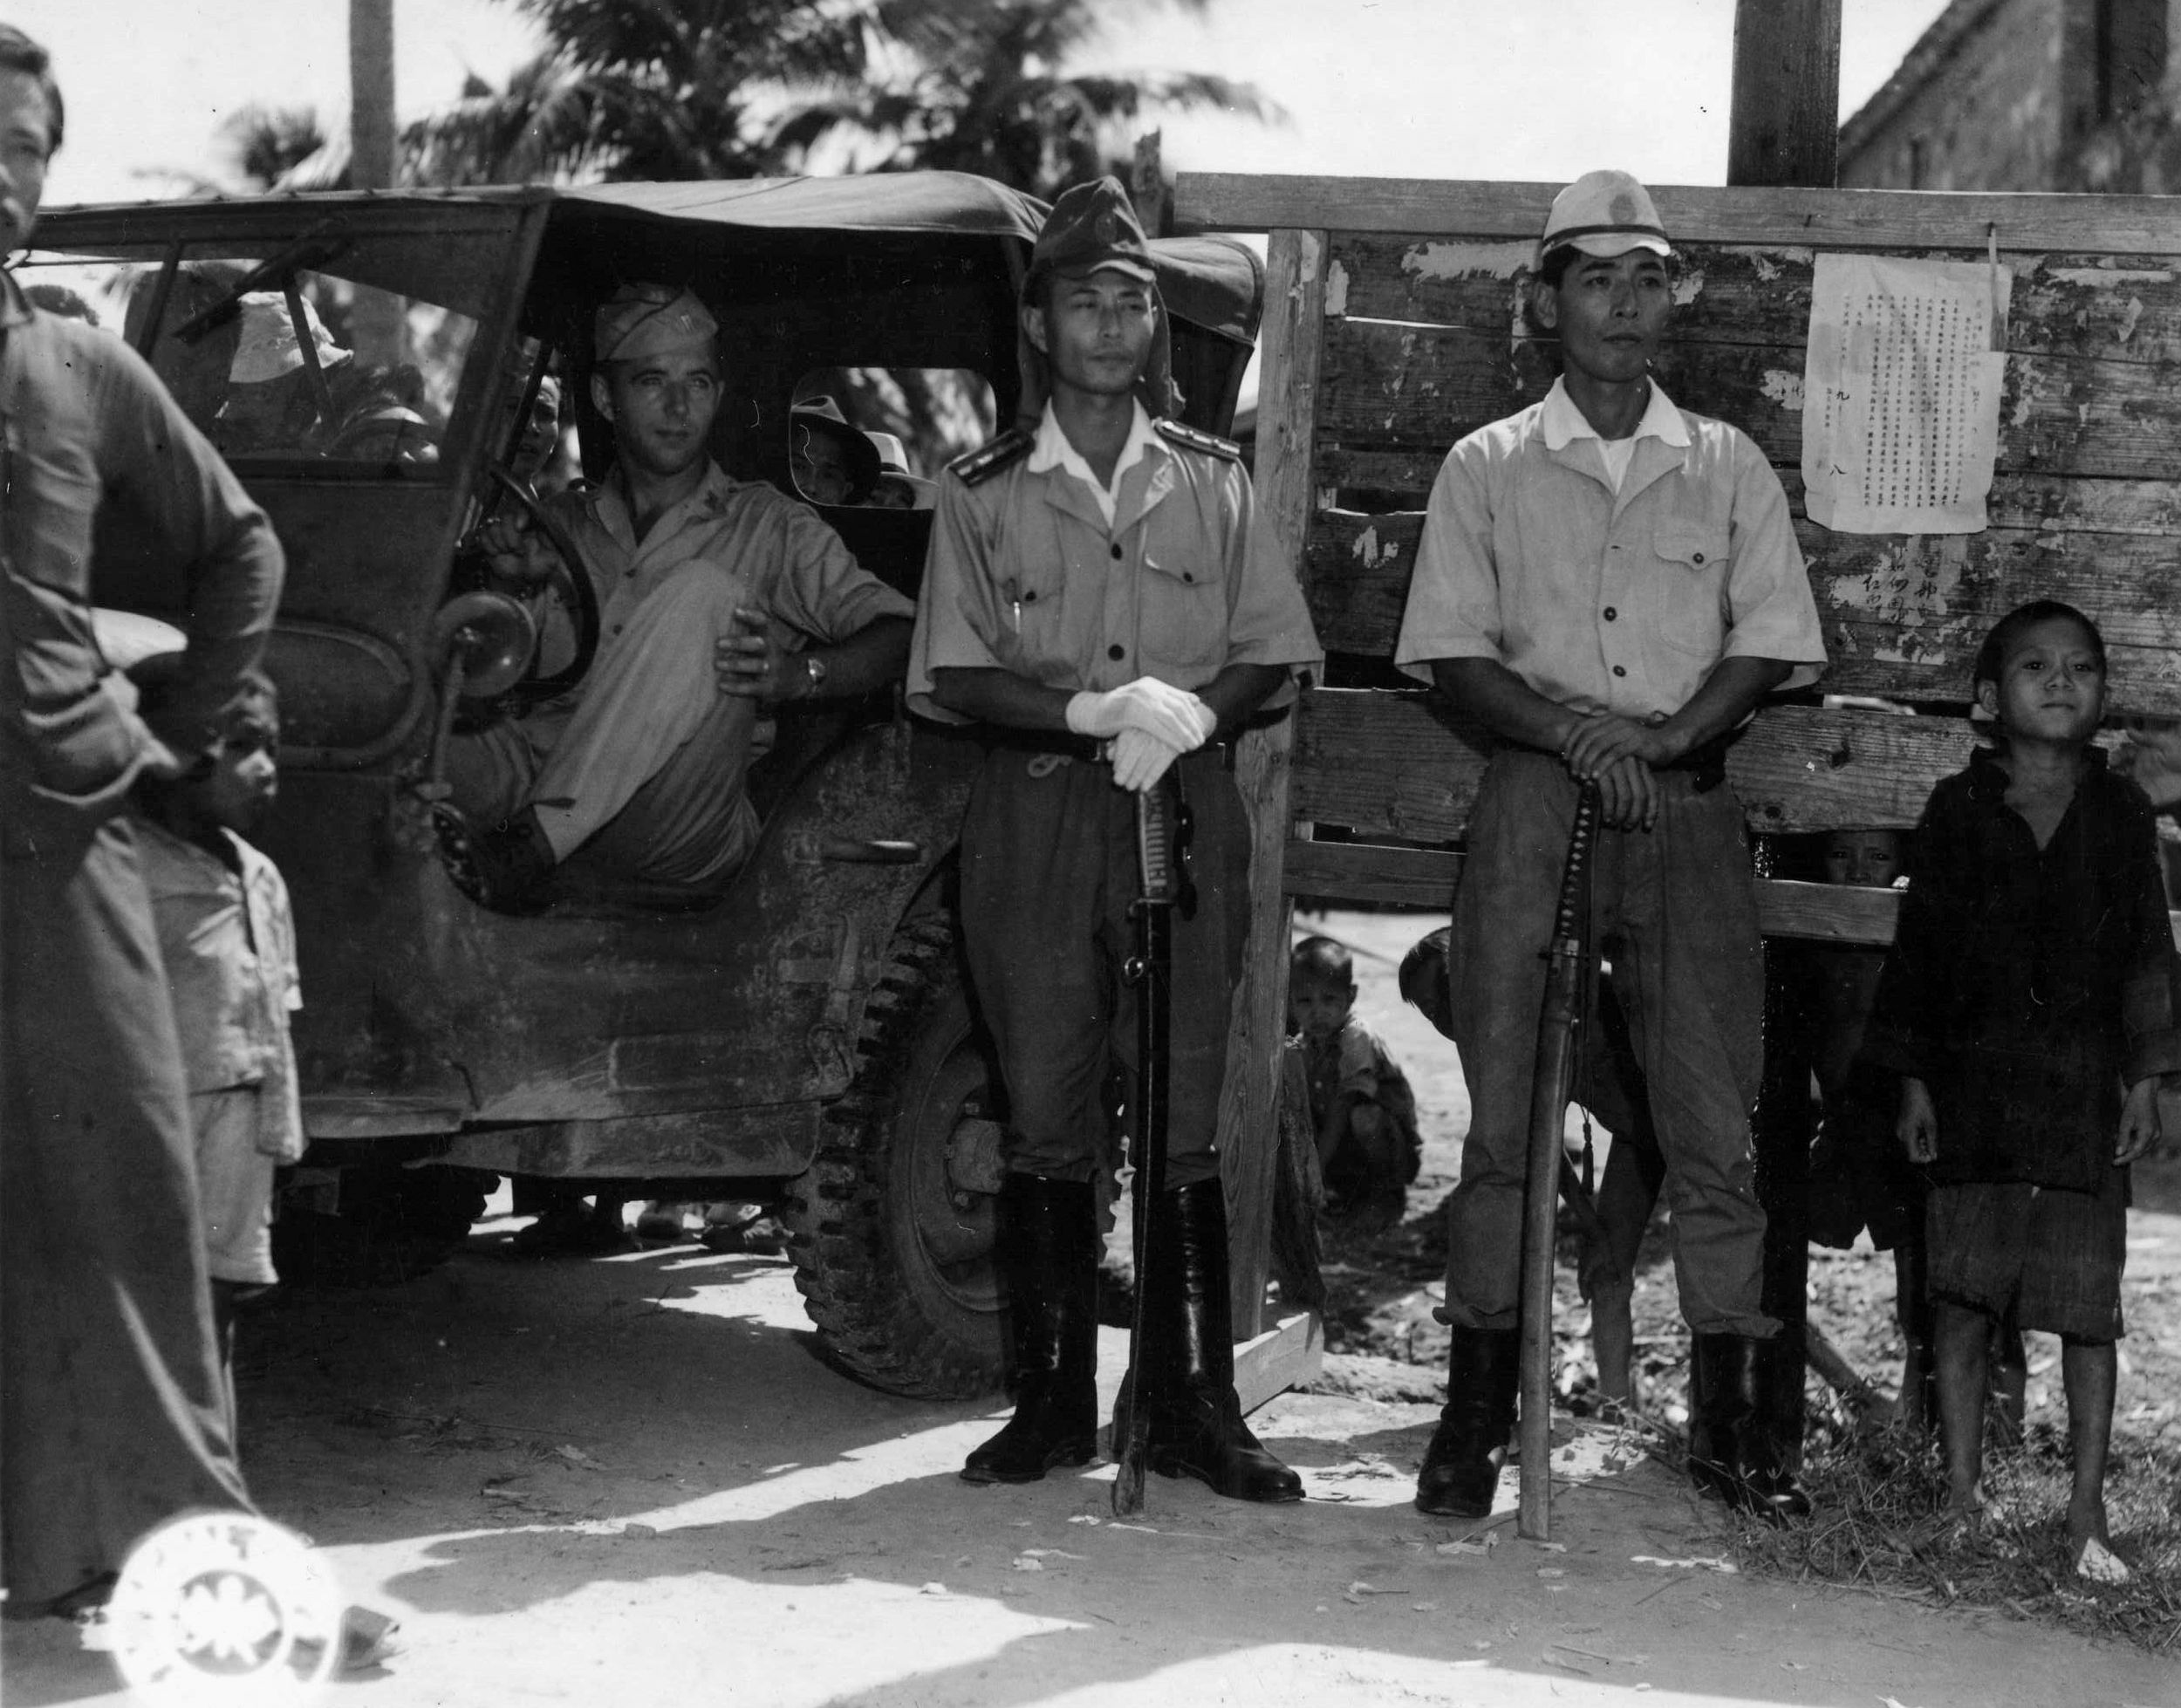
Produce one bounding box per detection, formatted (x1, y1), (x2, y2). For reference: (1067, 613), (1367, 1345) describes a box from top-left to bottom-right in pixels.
(31, 174), (1261, 1398)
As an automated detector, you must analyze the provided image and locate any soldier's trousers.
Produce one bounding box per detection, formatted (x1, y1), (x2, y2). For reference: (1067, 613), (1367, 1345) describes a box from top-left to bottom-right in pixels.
(960, 745), (1248, 1189)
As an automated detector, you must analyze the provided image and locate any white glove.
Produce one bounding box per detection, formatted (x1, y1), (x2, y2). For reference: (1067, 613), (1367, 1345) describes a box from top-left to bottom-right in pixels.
(1110, 726), (1183, 794)
(1065, 678), (1217, 751)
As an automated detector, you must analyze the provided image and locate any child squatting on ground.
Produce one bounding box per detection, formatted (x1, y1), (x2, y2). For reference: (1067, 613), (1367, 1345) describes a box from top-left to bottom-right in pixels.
(1397, 928), (1664, 1420)
(126, 659), (304, 1429)
(1289, 936), (1423, 1229)
(1863, 600), (2178, 1585)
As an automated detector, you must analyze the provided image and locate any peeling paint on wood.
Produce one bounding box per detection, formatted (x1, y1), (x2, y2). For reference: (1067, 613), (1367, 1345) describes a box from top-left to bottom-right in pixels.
(1672, 269), (1706, 305)
(1760, 369), (1804, 411)
(1324, 258), (1350, 318)
(1400, 238), (1532, 281)
(2047, 266), (2174, 286)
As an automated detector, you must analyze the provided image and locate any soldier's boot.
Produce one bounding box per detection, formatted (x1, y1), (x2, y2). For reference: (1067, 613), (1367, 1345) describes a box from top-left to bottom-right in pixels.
(1689, 1332), (1812, 1525)
(1137, 1179), (1304, 1504)
(1414, 1324), (1521, 1518)
(961, 1175), (1100, 1484)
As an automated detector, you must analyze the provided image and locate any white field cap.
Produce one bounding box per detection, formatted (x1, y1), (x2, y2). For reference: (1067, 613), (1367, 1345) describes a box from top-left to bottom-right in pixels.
(1538, 169), (1673, 267)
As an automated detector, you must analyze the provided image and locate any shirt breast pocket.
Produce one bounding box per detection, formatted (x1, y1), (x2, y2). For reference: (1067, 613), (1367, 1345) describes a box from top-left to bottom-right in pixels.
(974, 549), (1062, 678)
(1647, 521), (1731, 659)
(1138, 550), (1227, 671)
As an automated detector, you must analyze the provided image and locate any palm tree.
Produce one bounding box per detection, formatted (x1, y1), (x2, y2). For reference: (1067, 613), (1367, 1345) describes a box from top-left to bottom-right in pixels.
(404, 0), (879, 187)
(781, 0), (1277, 200)
(402, 0), (1274, 197)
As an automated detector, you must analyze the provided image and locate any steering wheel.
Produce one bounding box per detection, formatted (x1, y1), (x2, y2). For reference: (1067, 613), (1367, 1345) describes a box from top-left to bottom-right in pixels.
(454, 461), (601, 704)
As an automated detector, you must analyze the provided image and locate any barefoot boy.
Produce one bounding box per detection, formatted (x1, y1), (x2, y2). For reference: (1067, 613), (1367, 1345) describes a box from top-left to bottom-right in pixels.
(1865, 600), (2177, 1580)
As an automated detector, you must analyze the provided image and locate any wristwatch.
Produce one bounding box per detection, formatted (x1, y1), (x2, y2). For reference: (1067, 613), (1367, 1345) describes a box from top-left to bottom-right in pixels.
(800, 652), (829, 700)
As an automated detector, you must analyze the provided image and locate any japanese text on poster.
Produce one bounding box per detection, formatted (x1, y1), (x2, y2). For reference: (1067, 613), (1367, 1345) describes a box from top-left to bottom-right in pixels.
(1801, 253), (2011, 535)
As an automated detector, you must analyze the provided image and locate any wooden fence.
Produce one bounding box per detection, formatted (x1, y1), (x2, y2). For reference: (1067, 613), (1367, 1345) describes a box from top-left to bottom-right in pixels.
(1181, 174), (2181, 1332)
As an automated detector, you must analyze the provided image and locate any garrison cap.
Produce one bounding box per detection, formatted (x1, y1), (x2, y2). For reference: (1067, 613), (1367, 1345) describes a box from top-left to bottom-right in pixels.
(1029, 176), (1157, 290)
(1538, 169), (1672, 267)
(594, 284), (719, 364)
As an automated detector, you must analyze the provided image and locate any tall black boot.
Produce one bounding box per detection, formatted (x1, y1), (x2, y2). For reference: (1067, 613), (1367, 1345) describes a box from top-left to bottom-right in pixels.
(1136, 1179), (1303, 1503)
(962, 1175), (1100, 1484)
(1414, 1324), (1520, 1518)
(1689, 1333), (1811, 1524)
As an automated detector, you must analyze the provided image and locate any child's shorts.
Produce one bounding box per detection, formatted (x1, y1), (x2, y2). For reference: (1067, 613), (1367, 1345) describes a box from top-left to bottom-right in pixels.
(190, 1087), (281, 1287)
(1925, 1167), (2125, 1342)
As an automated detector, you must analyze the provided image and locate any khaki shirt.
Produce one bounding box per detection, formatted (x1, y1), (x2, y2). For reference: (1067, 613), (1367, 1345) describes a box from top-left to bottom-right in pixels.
(557, 462), (912, 662)
(907, 406), (1321, 721)
(1395, 379), (1825, 719)
(533, 461), (914, 759)
(133, 816), (304, 1161)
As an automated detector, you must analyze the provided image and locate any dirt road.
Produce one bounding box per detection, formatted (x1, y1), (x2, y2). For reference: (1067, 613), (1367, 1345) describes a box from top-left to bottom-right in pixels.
(7, 1209), (2175, 1708)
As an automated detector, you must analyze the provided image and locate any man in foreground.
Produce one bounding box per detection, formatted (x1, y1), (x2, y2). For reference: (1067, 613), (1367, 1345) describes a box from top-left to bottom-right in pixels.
(1396, 170), (1827, 1523)
(909, 178), (1321, 1502)
(0, 24), (277, 1615)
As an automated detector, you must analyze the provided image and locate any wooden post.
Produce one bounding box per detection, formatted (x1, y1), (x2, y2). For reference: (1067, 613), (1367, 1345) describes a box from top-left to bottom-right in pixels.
(1219, 227), (1330, 1337)
(348, 0), (398, 189)
(1729, 0), (1840, 1473)
(1726, 0), (1843, 188)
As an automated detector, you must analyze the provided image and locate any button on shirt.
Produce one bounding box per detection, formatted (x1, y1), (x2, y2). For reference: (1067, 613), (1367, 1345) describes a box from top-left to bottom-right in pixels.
(907, 403), (1322, 717)
(133, 817), (306, 1162)
(1394, 377), (1825, 721)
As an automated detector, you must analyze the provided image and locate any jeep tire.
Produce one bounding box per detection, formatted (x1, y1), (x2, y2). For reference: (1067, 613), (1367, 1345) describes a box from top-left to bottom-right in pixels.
(783, 914), (1008, 1399)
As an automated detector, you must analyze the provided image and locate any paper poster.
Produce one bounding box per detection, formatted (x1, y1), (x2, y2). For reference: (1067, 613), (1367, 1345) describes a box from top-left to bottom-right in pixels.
(1801, 253), (2011, 535)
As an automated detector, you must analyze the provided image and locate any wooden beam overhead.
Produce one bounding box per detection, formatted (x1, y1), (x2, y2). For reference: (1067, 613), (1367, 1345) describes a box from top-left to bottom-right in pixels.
(1176, 174), (2181, 253)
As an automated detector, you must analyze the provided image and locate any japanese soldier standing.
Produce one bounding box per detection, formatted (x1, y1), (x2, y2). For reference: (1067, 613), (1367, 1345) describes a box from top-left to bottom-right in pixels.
(1396, 171), (1827, 1523)
(907, 178), (1321, 1501)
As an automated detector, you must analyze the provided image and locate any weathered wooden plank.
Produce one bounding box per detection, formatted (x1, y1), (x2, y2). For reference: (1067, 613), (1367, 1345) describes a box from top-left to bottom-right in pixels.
(1291, 692), (2000, 837)
(1303, 505), (2181, 716)
(1233, 1312), (1323, 1415)
(1328, 235), (2181, 367)
(1320, 316), (2181, 483)
(1179, 174), (2181, 256)
(1283, 839), (1454, 908)
(1279, 844), (1909, 943)
(1220, 227), (1327, 1338)
(1280, 840), (2181, 953)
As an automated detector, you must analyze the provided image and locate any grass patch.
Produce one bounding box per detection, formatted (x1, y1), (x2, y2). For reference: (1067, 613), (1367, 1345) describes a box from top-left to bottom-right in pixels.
(1726, 1413), (2181, 1657)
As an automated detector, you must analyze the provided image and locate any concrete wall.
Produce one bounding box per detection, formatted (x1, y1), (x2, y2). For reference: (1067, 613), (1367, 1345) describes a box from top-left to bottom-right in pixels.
(1841, 0), (2180, 192)
(1839, 0), (2068, 190)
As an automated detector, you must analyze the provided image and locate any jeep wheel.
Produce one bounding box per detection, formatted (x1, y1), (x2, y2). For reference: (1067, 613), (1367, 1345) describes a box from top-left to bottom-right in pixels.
(782, 915), (1008, 1399)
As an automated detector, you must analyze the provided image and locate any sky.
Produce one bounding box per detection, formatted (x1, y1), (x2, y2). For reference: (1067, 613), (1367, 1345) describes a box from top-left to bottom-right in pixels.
(13, 0), (1955, 208)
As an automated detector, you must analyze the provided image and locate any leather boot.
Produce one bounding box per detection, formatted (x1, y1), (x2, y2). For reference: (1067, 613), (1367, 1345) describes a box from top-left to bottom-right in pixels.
(1688, 1333), (1811, 1524)
(1414, 1324), (1520, 1518)
(1747, 1330), (1813, 1521)
(962, 1175), (1100, 1484)
(1135, 1179), (1304, 1503)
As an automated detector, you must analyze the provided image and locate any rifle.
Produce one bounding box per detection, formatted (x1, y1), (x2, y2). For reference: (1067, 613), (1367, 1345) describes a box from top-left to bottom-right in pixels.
(1111, 774), (1189, 1517)
(1517, 781), (1603, 1541)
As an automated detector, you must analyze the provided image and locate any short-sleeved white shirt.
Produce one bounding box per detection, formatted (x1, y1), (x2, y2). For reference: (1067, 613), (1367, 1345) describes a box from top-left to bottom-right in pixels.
(1395, 378), (1827, 720)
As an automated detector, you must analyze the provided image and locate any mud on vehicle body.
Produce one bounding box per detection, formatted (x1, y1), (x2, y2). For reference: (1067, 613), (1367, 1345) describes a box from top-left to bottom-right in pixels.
(32, 175), (1261, 1397)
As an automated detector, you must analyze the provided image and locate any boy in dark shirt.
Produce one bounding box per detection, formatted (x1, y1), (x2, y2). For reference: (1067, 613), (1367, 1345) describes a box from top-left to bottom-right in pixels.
(1865, 601), (2177, 1582)
(1291, 936), (1422, 1228)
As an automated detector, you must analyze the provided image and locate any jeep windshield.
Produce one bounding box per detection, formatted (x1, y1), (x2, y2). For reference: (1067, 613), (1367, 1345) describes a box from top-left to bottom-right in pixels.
(19, 220), (489, 481)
